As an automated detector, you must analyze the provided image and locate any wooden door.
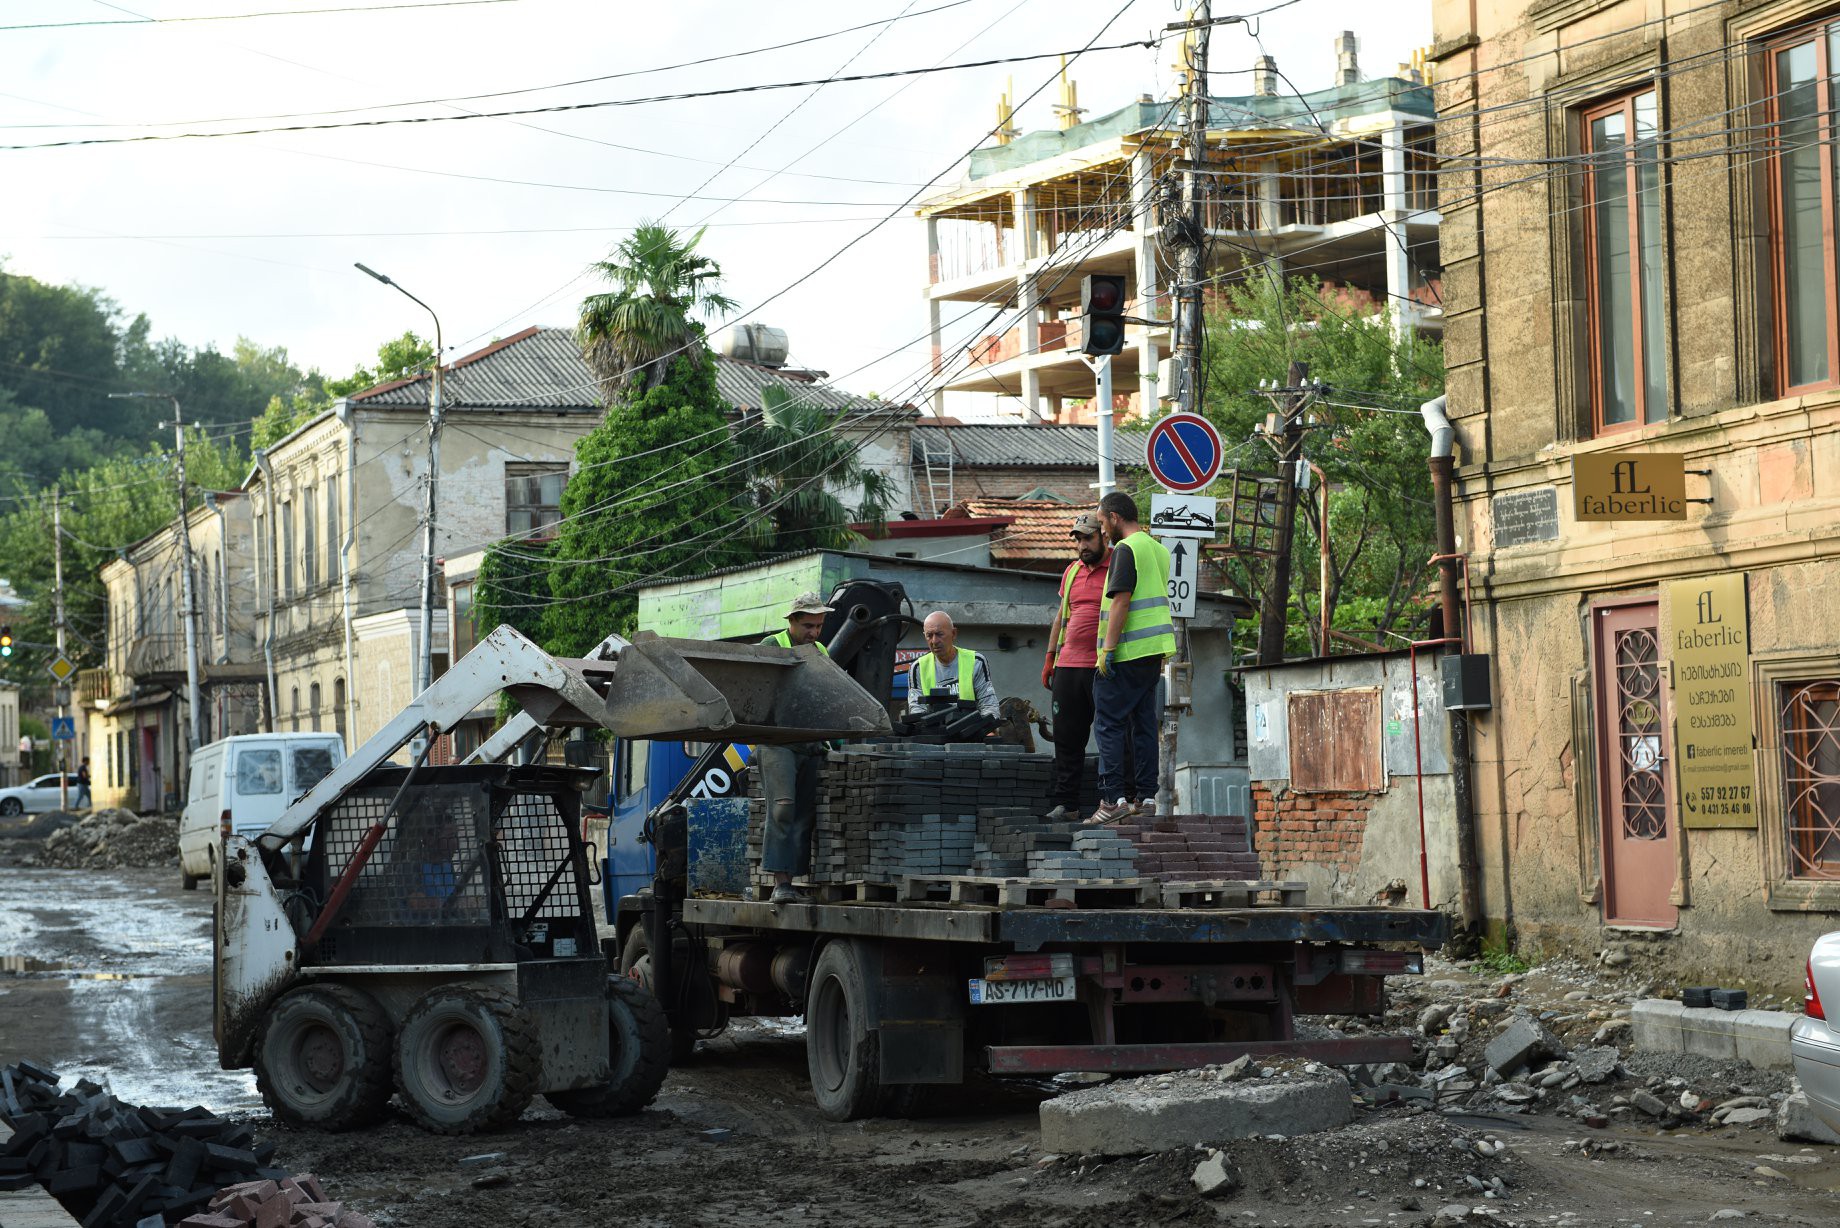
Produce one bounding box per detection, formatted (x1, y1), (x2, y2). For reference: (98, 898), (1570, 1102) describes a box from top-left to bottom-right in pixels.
(1594, 603), (1678, 927)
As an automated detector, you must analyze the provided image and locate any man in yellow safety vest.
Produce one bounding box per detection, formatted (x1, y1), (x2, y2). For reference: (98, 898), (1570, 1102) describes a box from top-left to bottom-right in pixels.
(1086, 492), (1176, 825)
(757, 591), (832, 903)
(907, 611), (999, 719)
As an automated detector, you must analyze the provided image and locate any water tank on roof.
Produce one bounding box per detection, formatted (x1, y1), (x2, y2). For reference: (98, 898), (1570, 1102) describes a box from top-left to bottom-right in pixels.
(720, 323), (789, 369)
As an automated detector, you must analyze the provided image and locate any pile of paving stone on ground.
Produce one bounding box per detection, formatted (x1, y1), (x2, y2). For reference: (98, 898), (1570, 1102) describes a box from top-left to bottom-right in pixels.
(0, 1061), (377, 1228)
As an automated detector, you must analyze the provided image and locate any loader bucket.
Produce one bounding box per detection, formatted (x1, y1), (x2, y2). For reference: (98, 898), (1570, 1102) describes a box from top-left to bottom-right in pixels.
(597, 634), (892, 744)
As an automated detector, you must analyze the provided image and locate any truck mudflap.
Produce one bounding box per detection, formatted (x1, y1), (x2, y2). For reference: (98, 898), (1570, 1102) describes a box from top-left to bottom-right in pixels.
(984, 1036), (1414, 1075)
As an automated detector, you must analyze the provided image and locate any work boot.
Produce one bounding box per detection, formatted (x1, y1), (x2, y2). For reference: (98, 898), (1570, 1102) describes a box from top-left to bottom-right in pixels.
(770, 883), (809, 904)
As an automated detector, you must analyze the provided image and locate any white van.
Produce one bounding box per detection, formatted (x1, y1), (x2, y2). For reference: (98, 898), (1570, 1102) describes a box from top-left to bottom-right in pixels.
(178, 733), (345, 890)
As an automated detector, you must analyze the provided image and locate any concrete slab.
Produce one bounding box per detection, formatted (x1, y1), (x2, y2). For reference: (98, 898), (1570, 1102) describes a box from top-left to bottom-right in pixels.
(1778, 1088), (1840, 1145)
(1732, 1010), (1795, 1070)
(1681, 1008), (1738, 1060)
(1039, 1071), (1352, 1156)
(1631, 999), (1794, 1069)
(1632, 999), (1686, 1053)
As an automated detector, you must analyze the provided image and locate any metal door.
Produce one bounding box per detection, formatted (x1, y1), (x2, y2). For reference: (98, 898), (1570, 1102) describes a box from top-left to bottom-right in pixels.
(1594, 603), (1678, 927)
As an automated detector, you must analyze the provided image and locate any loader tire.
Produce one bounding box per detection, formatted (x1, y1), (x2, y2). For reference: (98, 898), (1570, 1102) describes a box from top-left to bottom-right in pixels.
(545, 975), (672, 1118)
(620, 925), (700, 1063)
(253, 983), (394, 1131)
(394, 984), (540, 1135)
(807, 939), (883, 1122)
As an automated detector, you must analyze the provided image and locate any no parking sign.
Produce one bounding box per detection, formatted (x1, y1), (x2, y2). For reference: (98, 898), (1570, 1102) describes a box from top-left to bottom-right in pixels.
(1144, 413), (1223, 493)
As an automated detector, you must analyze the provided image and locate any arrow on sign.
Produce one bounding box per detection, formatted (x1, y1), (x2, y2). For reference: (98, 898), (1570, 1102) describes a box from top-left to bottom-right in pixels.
(1170, 541), (1188, 578)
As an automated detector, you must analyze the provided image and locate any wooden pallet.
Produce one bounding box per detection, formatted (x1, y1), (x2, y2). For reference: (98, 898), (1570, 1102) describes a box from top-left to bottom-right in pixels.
(898, 875), (1163, 909)
(1160, 879), (1309, 909)
(810, 879), (899, 904)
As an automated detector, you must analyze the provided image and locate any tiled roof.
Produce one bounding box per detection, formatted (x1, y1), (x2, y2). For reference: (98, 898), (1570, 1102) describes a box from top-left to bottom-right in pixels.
(946, 498), (1097, 571)
(349, 326), (888, 415)
(912, 422), (1149, 469)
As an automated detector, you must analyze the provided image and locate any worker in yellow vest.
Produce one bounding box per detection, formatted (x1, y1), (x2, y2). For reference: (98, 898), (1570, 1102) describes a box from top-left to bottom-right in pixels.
(757, 591), (832, 903)
(907, 611), (999, 718)
(1086, 492), (1176, 825)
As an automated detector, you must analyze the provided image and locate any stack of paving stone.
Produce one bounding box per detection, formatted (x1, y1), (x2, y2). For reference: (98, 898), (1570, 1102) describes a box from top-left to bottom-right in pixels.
(1107, 815), (1261, 881)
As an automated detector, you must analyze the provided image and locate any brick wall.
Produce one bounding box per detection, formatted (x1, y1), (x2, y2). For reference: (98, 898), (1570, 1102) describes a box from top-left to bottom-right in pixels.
(1251, 782), (1379, 879)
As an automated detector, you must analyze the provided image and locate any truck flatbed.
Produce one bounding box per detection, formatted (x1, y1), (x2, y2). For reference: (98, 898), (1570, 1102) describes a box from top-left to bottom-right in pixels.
(681, 896), (1450, 949)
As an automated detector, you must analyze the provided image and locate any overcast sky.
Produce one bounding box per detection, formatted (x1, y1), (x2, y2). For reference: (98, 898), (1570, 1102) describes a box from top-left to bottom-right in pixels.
(0, 0), (1431, 411)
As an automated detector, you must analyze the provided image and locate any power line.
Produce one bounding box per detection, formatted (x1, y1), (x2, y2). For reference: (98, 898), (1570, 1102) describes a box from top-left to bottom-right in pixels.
(0, 0), (525, 33)
(0, 40), (1158, 152)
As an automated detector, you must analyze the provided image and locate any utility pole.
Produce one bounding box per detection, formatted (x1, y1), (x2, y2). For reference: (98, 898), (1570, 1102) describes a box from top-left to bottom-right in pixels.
(51, 487), (67, 811)
(1255, 361), (1310, 665)
(1156, 0), (1212, 814)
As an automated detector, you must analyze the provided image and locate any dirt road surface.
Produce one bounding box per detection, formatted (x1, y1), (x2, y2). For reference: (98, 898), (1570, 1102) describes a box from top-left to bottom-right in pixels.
(4, 868), (1840, 1227)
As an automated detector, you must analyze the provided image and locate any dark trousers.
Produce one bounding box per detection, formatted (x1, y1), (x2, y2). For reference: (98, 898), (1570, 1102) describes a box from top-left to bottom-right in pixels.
(1049, 666), (1096, 809)
(758, 743), (823, 877)
(1093, 657), (1162, 803)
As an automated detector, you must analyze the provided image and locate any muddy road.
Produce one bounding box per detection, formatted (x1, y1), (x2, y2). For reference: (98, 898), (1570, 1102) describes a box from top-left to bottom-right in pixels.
(5, 868), (1840, 1226)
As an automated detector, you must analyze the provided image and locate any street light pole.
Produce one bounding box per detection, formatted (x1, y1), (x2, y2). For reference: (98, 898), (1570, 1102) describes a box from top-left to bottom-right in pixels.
(355, 264), (443, 708)
(110, 391), (206, 754)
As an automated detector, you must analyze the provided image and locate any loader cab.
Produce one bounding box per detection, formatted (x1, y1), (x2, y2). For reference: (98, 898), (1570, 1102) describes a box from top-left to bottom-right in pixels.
(598, 738), (754, 914)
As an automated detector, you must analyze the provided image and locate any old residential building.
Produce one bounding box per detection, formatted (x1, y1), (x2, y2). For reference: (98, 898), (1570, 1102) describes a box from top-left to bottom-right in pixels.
(90, 494), (263, 811)
(1434, 0), (1840, 981)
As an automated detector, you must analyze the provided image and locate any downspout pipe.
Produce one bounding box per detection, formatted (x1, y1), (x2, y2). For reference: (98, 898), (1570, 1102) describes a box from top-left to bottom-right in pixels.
(337, 402), (360, 746)
(254, 448), (280, 734)
(1419, 394), (1483, 934)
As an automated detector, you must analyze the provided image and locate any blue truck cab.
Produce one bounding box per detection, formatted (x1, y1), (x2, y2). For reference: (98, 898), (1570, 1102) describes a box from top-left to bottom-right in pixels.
(587, 738), (756, 917)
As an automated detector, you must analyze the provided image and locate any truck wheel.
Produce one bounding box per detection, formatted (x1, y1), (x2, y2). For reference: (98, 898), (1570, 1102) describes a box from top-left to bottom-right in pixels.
(545, 976), (672, 1118)
(620, 925), (700, 1063)
(807, 940), (882, 1121)
(394, 984), (540, 1135)
(253, 984), (393, 1131)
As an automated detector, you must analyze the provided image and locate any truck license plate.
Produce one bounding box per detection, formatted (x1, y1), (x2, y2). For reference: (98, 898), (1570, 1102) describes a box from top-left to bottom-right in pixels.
(968, 975), (1076, 1005)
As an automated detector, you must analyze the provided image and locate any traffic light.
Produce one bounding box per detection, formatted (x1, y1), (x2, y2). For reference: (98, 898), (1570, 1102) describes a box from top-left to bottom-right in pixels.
(1079, 274), (1127, 357)
(1, 627), (12, 657)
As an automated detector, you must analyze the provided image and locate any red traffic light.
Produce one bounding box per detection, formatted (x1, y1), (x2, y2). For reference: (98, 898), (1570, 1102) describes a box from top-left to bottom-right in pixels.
(1079, 274), (1128, 357)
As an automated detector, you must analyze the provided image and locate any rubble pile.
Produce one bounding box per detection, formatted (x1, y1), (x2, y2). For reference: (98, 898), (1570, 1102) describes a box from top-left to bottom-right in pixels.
(1334, 954), (1820, 1144)
(181, 1175), (376, 1228)
(0, 1061), (367, 1228)
(38, 808), (178, 870)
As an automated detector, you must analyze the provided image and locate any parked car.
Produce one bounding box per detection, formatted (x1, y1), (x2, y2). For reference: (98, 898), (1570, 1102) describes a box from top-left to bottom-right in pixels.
(1791, 931), (1840, 1135)
(177, 733), (345, 891)
(0, 774), (79, 817)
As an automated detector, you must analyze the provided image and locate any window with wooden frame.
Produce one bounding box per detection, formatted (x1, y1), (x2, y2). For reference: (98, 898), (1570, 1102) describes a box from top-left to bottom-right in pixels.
(1582, 89), (1669, 433)
(505, 464), (568, 538)
(1767, 21), (1840, 394)
(1781, 679), (1840, 879)
(1286, 689), (1384, 792)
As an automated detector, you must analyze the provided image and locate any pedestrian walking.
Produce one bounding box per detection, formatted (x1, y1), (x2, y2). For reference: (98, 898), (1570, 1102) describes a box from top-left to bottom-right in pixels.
(1041, 513), (1110, 821)
(76, 756), (91, 810)
(1085, 492), (1174, 825)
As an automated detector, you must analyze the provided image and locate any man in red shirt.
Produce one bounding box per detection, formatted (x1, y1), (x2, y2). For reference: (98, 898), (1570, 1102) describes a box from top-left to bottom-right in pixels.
(1041, 512), (1113, 820)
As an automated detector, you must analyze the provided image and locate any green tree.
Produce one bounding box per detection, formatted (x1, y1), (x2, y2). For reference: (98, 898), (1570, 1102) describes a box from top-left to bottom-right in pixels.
(577, 223), (736, 396)
(503, 350), (750, 654)
(733, 386), (889, 552)
(1198, 275), (1444, 657)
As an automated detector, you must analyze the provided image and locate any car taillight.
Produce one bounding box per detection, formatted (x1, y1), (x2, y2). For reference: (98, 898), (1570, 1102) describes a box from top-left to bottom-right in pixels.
(220, 808), (232, 837)
(1808, 958), (1827, 1021)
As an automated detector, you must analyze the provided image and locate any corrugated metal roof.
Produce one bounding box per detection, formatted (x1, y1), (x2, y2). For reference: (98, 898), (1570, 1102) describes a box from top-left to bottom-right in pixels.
(350, 326), (887, 416)
(913, 423), (1149, 469)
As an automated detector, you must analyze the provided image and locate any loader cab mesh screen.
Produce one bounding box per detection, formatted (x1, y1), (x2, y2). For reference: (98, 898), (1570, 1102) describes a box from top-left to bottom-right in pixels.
(302, 763), (596, 967)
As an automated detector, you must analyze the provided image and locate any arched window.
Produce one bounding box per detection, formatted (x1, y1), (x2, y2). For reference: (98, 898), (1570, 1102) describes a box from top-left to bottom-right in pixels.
(333, 677), (347, 743)
(309, 682), (322, 732)
(290, 686), (300, 733)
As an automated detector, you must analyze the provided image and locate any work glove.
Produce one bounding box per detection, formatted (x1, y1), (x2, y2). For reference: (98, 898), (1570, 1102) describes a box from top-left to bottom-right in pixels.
(1097, 648), (1115, 678)
(1041, 652), (1055, 689)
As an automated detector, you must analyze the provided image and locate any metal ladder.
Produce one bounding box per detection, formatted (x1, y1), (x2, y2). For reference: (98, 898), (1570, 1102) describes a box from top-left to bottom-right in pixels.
(916, 434), (955, 517)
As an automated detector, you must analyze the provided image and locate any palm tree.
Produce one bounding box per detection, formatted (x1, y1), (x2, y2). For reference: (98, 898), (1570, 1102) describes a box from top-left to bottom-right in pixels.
(736, 385), (892, 553)
(577, 223), (738, 396)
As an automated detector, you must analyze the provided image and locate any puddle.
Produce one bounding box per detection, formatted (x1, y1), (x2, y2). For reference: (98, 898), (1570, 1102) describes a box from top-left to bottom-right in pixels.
(0, 954), (151, 979)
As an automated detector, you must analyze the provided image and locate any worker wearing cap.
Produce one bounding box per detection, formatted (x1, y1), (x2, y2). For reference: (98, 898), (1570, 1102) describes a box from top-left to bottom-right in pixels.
(1040, 512), (1112, 821)
(757, 591), (832, 903)
(908, 611), (998, 719)
(1087, 491), (1175, 825)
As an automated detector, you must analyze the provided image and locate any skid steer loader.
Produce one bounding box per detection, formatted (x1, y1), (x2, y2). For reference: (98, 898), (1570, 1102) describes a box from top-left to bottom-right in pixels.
(213, 626), (889, 1135)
